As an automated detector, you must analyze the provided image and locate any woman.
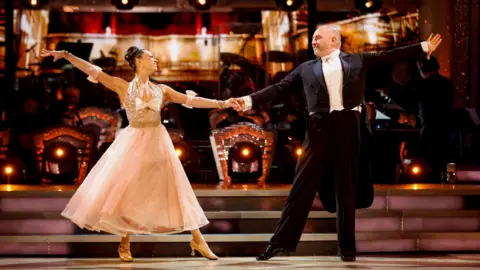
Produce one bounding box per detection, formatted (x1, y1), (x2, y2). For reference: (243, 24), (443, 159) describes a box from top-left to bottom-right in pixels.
(41, 46), (240, 262)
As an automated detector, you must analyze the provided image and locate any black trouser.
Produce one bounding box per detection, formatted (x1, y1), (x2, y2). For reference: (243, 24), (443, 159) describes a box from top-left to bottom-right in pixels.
(269, 110), (362, 256)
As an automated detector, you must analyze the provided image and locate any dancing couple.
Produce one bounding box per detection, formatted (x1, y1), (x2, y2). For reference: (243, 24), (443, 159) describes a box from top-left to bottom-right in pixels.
(41, 24), (441, 262)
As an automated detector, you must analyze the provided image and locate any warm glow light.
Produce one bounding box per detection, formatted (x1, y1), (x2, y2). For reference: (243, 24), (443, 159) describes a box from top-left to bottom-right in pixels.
(56, 148), (65, 157)
(365, 18), (378, 44)
(6, 185), (12, 192)
(295, 148), (302, 156)
(169, 37), (180, 62)
(242, 148), (250, 156)
(365, 0), (374, 8)
(175, 149), (183, 157)
(121, 0), (129, 5)
(198, 0), (206, 5)
(4, 165), (13, 175)
(412, 166), (421, 174)
(30, 0), (38, 6)
(286, 0), (293, 6)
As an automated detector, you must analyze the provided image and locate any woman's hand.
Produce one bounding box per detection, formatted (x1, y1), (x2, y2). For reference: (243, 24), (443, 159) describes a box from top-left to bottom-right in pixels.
(40, 49), (65, 62)
(224, 98), (242, 111)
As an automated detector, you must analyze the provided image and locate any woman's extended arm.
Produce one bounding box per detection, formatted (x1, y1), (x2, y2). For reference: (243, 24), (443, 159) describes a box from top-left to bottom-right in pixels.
(41, 49), (129, 98)
(161, 84), (241, 110)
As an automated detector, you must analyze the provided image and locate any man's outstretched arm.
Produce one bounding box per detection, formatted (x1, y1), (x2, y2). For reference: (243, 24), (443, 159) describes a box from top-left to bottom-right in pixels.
(362, 33), (442, 67)
(234, 66), (302, 111)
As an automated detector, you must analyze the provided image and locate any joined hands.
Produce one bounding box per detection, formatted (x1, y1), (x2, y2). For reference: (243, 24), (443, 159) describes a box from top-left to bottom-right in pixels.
(224, 98), (244, 111)
(226, 98), (245, 112)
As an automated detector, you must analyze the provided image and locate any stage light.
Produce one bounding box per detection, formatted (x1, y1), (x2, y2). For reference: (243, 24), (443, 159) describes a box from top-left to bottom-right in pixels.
(23, 0), (47, 8)
(189, 0), (217, 10)
(396, 158), (429, 183)
(228, 142), (263, 182)
(55, 148), (65, 157)
(411, 166), (421, 175)
(3, 165), (13, 176)
(355, 0), (382, 13)
(111, 0), (138, 10)
(173, 142), (190, 164)
(0, 159), (26, 184)
(43, 143), (79, 184)
(275, 0), (304, 11)
(295, 148), (302, 156)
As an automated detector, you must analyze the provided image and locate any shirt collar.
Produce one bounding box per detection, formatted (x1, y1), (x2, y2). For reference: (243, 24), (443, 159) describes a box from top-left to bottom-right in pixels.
(321, 49), (341, 62)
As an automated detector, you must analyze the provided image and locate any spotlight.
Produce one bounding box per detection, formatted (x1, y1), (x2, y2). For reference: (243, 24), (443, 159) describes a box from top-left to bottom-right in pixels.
(3, 165), (13, 176)
(355, 0), (382, 13)
(0, 158), (26, 184)
(173, 142), (190, 164)
(43, 143), (78, 184)
(295, 148), (302, 156)
(411, 166), (421, 175)
(111, 0), (138, 10)
(23, 0), (47, 9)
(188, 0), (217, 10)
(228, 142), (263, 182)
(396, 158), (429, 183)
(275, 0), (304, 11)
(56, 148), (65, 157)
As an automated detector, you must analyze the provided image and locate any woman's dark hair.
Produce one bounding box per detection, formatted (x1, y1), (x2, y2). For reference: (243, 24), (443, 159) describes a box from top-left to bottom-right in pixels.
(124, 46), (144, 71)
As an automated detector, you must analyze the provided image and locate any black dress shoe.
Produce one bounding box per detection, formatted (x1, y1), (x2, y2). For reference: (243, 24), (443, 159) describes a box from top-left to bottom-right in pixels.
(256, 245), (290, 261)
(340, 255), (356, 262)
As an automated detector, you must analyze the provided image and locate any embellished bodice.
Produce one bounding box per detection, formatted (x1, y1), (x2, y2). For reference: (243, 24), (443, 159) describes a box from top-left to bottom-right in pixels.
(123, 78), (164, 128)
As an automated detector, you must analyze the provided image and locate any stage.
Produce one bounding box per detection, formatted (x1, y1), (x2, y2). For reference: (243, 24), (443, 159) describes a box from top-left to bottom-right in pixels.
(0, 184), (479, 257)
(1, 255), (480, 269)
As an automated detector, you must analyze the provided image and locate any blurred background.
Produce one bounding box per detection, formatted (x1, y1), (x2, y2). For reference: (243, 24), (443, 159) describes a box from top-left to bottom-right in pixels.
(0, 0), (479, 187)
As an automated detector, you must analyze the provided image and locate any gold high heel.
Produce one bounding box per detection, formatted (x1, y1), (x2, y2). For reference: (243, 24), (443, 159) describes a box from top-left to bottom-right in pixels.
(190, 240), (218, 260)
(118, 243), (133, 262)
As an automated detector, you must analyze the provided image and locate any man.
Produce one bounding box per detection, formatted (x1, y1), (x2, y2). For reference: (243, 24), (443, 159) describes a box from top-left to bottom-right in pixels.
(416, 56), (454, 181)
(233, 25), (442, 261)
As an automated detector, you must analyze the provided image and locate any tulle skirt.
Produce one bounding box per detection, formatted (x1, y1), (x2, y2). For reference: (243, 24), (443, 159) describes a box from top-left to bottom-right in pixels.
(61, 124), (208, 236)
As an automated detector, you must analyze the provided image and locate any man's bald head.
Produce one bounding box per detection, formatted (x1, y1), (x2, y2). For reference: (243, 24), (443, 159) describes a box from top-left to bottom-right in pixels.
(312, 24), (342, 58)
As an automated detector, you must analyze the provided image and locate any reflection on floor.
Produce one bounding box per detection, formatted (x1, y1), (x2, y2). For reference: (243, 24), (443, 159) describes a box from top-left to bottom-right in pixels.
(1, 255), (480, 269)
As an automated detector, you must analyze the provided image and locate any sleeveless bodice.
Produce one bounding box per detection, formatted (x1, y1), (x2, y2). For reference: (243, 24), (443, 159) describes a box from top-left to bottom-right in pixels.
(123, 79), (164, 128)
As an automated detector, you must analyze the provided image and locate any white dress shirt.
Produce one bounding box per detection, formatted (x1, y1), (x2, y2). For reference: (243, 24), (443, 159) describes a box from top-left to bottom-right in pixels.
(242, 42), (429, 112)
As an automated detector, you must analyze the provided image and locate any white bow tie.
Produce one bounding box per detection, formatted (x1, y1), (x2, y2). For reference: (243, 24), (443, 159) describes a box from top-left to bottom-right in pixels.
(135, 97), (161, 112)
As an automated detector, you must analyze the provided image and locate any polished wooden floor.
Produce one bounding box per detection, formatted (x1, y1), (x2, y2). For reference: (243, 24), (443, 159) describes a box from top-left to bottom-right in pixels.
(0, 255), (479, 269)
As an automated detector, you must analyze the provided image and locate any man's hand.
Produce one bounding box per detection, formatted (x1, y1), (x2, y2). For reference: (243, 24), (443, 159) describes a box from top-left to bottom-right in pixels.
(425, 33), (442, 60)
(232, 98), (245, 112)
(225, 98), (242, 111)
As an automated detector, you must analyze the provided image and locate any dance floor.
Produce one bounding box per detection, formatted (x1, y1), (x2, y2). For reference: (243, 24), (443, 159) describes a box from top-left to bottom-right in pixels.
(1, 255), (480, 269)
